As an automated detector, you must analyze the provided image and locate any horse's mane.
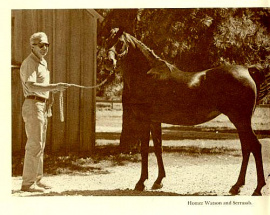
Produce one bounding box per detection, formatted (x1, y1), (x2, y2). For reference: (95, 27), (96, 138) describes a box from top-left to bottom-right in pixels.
(124, 33), (178, 81)
(125, 33), (166, 67)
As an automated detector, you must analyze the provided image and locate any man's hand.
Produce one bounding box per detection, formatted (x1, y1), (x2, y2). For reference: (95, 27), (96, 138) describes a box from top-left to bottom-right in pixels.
(55, 83), (69, 91)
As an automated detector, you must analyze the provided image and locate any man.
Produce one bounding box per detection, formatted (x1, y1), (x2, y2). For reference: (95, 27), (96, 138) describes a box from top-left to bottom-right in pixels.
(20, 32), (69, 192)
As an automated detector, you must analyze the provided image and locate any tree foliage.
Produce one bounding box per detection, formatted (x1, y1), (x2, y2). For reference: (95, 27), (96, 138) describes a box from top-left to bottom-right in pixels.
(96, 8), (270, 101)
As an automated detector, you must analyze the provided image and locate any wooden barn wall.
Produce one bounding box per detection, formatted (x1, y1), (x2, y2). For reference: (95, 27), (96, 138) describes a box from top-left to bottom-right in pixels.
(11, 9), (97, 154)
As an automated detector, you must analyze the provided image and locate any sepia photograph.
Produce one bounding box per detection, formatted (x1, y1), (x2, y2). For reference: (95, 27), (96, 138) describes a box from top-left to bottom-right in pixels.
(3, 1), (270, 215)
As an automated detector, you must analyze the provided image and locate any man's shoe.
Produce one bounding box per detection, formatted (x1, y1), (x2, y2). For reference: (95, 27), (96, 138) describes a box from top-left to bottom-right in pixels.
(21, 185), (44, 193)
(36, 182), (52, 189)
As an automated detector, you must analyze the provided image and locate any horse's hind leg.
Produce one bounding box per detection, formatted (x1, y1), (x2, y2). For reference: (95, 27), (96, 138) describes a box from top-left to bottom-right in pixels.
(248, 131), (266, 195)
(150, 122), (166, 190)
(229, 117), (266, 195)
(229, 131), (251, 195)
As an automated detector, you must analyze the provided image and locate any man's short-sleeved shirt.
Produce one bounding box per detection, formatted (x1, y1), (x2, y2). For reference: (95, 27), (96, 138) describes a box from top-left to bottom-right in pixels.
(20, 52), (50, 99)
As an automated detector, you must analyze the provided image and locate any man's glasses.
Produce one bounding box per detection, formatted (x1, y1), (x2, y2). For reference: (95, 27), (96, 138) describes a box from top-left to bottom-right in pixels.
(34, 43), (50, 49)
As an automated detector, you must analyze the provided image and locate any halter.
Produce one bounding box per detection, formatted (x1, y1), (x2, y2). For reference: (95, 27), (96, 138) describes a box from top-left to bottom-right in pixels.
(109, 29), (163, 66)
(110, 34), (130, 60)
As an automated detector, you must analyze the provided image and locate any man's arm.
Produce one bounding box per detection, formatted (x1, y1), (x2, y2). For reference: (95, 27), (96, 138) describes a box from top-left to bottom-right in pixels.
(26, 82), (68, 92)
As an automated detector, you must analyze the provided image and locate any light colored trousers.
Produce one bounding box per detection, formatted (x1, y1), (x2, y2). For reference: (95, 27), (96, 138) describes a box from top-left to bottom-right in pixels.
(21, 99), (48, 187)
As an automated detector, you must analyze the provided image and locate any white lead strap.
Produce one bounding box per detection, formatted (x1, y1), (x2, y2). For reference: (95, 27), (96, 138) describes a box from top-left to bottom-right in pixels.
(57, 73), (112, 122)
(59, 91), (64, 122)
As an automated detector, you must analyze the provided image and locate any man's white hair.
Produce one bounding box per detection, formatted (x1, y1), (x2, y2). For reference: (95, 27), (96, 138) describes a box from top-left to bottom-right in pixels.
(29, 32), (49, 46)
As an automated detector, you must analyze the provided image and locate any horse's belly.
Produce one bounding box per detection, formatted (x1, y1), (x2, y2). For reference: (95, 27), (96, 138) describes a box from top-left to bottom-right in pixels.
(151, 105), (221, 126)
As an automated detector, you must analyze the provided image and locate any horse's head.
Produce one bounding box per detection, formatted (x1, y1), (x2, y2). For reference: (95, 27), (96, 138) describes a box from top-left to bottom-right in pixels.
(103, 28), (135, 71)
(103, 27), (171, 83)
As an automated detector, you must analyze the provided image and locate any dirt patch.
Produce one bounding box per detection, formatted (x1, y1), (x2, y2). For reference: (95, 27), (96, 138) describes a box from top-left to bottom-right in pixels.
(12, 139), (270, 196)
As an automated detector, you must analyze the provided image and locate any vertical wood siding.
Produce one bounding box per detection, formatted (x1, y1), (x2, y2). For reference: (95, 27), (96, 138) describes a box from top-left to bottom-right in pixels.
(11, 9), (97, 154)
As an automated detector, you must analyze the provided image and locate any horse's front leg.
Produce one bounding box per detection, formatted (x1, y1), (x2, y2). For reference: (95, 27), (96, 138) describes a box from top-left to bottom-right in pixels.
(134, 124), (150, 191)
(150, 122), (166, 190)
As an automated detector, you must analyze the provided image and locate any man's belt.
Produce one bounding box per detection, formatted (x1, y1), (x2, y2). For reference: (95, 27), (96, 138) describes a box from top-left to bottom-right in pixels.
(26, 95), (47, 103)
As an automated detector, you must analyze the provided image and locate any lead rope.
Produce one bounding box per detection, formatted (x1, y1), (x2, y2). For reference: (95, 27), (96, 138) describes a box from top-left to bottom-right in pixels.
(55, 72), (112, 122)
(59, 91), (64, 122)
(47, 92), (54, 118)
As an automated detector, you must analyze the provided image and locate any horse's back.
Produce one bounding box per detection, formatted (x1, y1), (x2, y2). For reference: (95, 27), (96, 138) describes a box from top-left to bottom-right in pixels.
(148, 65), (257, 125)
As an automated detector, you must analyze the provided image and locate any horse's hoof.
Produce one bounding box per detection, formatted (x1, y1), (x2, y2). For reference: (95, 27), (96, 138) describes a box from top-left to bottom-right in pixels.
(252, 191), (262, 196)
(229, 186), (240, 195)
(134, 183), (145, 191)
(151, 182), (163, 190)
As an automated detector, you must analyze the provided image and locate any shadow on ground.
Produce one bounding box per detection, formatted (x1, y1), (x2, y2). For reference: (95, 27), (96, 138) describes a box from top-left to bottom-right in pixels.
(12, 143), (241, 177)
(96, 128), (270, 141)
(12, 188), (221, 196)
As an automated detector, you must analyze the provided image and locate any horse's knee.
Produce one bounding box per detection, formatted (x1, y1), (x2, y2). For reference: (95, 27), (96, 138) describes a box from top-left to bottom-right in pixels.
(239, 131), (261, 155)
(250, 140), (262, 156)
(154, 145), (163, 155)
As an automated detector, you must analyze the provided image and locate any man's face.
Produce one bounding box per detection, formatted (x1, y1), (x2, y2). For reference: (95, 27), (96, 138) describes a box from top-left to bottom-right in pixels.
(32, 42), (49, 59)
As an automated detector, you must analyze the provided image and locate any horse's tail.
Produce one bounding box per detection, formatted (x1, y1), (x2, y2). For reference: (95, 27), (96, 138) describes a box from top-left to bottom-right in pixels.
(248, 65), (270, 103)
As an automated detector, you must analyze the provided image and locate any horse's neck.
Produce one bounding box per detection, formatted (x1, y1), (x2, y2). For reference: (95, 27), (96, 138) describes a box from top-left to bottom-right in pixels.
(126, 34), (163, 67)
(124, 34), (200, 87)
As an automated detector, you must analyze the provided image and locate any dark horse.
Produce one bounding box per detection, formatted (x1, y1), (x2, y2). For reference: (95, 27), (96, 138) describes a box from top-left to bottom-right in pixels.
(103, 28), (268, 196)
